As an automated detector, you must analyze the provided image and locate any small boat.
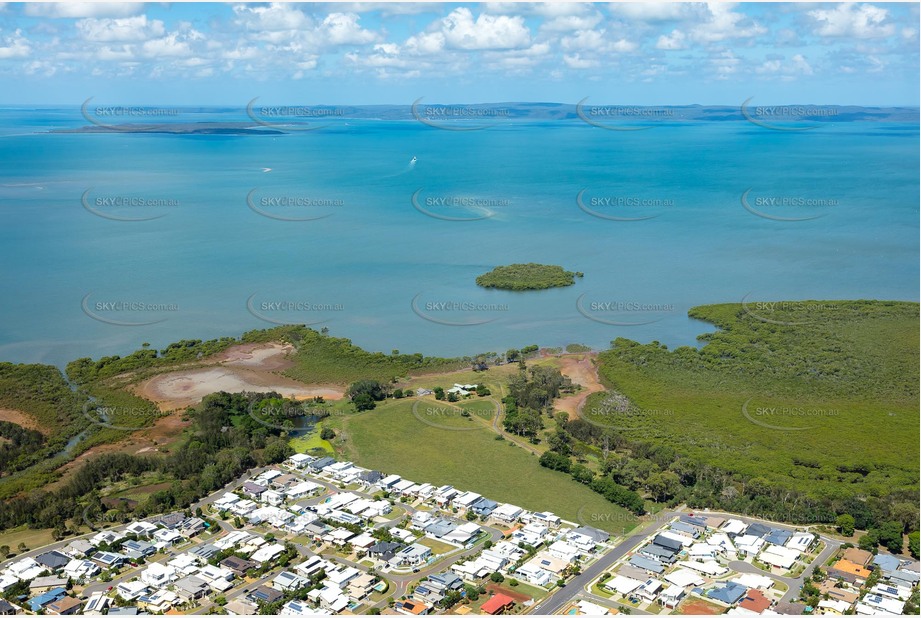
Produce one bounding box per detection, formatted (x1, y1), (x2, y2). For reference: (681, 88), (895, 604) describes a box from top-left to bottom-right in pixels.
(410, 156), (417, 164)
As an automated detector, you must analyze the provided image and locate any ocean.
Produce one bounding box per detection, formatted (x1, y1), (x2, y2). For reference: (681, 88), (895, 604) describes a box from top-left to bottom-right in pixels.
(0, 107), (917, 367)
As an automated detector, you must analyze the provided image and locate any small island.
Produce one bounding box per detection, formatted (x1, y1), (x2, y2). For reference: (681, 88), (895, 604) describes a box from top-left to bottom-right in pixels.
(476, 263), (583, 291)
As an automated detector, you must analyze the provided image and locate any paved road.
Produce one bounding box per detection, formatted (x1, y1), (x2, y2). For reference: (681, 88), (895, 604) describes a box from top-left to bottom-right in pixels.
(530, 508), (844, 615)
(530, 509), (683, 615)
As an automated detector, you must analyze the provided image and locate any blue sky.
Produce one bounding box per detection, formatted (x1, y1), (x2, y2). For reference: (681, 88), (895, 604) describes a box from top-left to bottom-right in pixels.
(0, 2), (917, 105)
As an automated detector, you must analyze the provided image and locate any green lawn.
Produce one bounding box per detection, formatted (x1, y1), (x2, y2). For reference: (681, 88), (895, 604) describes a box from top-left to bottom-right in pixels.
(327, 399), (638, 534)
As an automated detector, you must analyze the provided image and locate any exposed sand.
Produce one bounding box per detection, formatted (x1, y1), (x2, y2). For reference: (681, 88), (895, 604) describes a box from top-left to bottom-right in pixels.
(0, 408), (49, 434)
(550, 353), (605, 419)
(133, 342), (344, 411)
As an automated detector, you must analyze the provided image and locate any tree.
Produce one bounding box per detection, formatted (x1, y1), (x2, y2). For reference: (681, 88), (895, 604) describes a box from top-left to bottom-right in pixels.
(353, 393), (376, 412)
(447, 392), (459, 403)
(347, 380), (387, 402)
(490, 572), (505, 583)
(320, 427), (336, 440)
(836, 514), (856, 537)
(858, 529), (880, 552)
(434, 387), (445, 401)
(909, 531), (920, 559)
(878, 521), (905, 553)
(476, 385), (491, 397)
(393, 388), (404, 399)
(0, 546), (8, 560)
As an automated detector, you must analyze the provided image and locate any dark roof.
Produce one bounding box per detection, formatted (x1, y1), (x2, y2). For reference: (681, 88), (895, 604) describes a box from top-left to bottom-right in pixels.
(310, 456), (336, 469)
(188, 544), (219, 559)
(670, 522), (701, 536)
(773, 601), (807, 615)
(765, 529), (793, 545)
(641, 544), (678, 560)
(368, 541), (403, 560)
(157, 512), (185, 529)
(35, 551), (70, 569)
(679, 514), (708, 527)
(359, 470), (384, 483)
(220, 556), (257, 573)
(653, 534), (683, 551)
(242, 481), (267, 493)
(746, 523), (771, 538)
(249, 585), (284, 603)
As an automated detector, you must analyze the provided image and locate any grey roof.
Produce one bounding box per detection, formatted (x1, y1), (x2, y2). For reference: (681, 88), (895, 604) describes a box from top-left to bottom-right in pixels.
(618, 564), (652, 581)
(653, 534), (683, 551)
(368, 541), (403, 559)
(157, 512), (186, 529)
(242, 481), (267, 493)
(107, 608), (141, 616)
(573, 526), (610, 544)
(359, 470), (384, 483)
(310, 456), (336, 469)
(472, 498), (498, 513)
(640, 544), (677, 561)
(629, 555), (665, 574)
(890, 570), (921, 586)
(873, 554), (902, 573)
(707, 582), (748, 604)
(174, 575), (209, 595)
(679, 514), (708, 527)
(35, 551), (70, 569)
(249, 585), (283, 603)
(764, 529), (793, 546)
(773, 602), (807, 615)
(189, 543), (220, 559)
(429, 572), (463, 589)
(424, 519), (458, 538)
(670, 522), (701, 537)
(746, 523), (771, 538)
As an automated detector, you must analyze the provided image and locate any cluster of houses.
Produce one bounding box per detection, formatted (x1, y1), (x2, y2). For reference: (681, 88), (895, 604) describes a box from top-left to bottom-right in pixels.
(816, 546), (920, 615)
(601, 514), (820, 614)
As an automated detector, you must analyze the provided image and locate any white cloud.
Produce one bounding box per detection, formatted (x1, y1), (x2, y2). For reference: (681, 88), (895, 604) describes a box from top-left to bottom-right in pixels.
(755, 53), (813, 77)
(563, 53), (599, 69)
(233, 3), (313, 33)
(76, 15), (165, 42)
(441, 8), (531, 50)
(321, 13), (378, 45)
(709, 49), (740, 79)
(561, 29), (636, 53)
(656, 29), (686, 50)
(404, 31), (445, 55)
(608, 3), (695, 22)
(0, 28), (30, 58)
(540, 13), (603, 32)
(24, 3), (144, 19)
(809, 4), (895, 39)
(689, 3), (766, 43)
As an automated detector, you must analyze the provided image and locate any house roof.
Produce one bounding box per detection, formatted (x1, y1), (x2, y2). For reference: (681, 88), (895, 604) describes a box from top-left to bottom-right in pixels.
(250, 585), (284, 603)
(831, 559), (872, 579)
(773, 601), (807, 615)
(572, 526), (610, 543)
(629, 555), (665, 573)
(707, 582), (748, 604)
(653, 534), (683, 551)
(843, 547), (874, 566)
(35, 551), (70, 569)
(739, 588), (771, 613)
(481, 593), (516, 614)
(873, 554), (902, 573)
(47, 595), (83, 614)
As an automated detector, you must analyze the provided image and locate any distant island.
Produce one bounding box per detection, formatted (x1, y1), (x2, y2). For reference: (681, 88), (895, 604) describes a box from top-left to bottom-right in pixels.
(476, 263), (582, 291)
(53, 122), (284, 135)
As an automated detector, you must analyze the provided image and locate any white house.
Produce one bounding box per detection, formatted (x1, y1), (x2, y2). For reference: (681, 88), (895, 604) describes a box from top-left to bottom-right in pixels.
(141, 563), (177, 587)
(251, 543), (286, 564)
(491, 503), (524, 523)
(759, 546), (799, 570)
(547, 541), (581, 563)
(604, 575), (645, 596)
(116, 580), (149, 601)
(62, 559), (100, 582)
(514, 561), (553, 587)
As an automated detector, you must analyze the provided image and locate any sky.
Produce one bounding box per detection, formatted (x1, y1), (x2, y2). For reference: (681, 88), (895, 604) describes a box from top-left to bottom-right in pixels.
(0, 2), (917, 106)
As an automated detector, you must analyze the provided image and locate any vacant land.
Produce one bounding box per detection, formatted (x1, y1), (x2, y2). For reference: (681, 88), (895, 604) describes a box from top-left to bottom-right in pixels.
(328, 398), (638, 534)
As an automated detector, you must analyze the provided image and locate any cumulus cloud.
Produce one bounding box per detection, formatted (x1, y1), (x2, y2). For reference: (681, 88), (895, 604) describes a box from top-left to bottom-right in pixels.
(689, 3), (766, 43)
(0, 28), (30, 58)
(76, 15), (165, 42)
(656, 29), (686, 50)
(441, 8), (531, 50)
(809, 4), (895, 39)
(24, 3), (144, 19)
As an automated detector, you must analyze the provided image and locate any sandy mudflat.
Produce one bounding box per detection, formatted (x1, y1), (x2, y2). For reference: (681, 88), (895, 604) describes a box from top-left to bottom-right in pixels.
(0, 408), (49, 434)
(133, 342), (344, 411)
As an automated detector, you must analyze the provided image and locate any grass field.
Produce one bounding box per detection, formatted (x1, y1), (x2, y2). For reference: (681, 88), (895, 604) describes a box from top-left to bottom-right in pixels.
(593, 300), (920, 500)
(326, 398), (638, 534)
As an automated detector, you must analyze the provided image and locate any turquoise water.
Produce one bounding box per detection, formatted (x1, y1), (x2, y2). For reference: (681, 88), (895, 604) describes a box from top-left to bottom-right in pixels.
(0, 109), (917, 367)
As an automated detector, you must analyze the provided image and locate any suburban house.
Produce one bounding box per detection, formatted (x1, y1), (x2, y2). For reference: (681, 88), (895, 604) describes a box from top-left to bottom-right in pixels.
(44, 595), (83, 615)
(828, 559), (872, 585)
(34, 551), (70, 572)
(389, 544), (432, 567)
(481, 592), (516, 615)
